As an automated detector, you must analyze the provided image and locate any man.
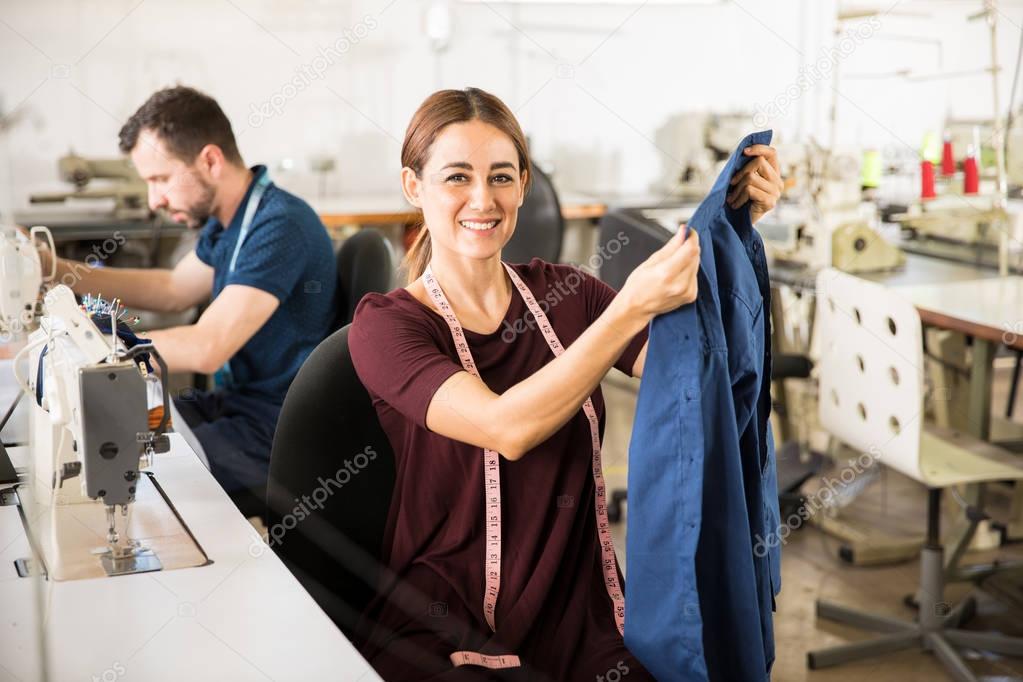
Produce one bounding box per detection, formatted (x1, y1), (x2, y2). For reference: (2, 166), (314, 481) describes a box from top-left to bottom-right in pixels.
(39, 86), (337, 512)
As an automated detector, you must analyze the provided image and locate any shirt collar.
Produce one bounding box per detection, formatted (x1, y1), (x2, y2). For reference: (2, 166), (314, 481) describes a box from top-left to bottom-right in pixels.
(201, 164), (270, 236)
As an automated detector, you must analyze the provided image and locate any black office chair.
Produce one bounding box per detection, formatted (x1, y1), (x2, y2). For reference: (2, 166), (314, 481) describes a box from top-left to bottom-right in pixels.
(336, 228), (396, 328)
(503, 165), (564, 264)
(266, 325), (397, 641)
(265, 329), (502, 674)
(229, 230), (395, 521)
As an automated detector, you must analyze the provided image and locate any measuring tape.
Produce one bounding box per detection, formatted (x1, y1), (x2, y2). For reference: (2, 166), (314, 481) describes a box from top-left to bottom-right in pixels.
(422, 262), (625, 670)
(216, 169), (272, 389)
(227, 170), (272, 275)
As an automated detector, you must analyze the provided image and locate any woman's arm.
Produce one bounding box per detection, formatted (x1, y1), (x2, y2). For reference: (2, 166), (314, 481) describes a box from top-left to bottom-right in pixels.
(425, 229), (700, 461)
(626, 145), (782, 381)
(632, 340), (648, 379)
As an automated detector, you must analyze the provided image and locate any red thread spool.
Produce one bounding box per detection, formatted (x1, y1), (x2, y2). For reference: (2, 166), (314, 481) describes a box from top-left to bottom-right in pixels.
(963, 155), (979, 194)
(941, 136), (955, 176)
(920, 160), (936, 199)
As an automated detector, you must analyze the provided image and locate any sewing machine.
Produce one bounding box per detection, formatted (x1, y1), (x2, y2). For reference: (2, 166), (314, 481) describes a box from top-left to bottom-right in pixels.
(762, 144), (904, 274)
(14, 285), (204, 579)
(889, 117), (1023, 251)
(0, 225), (53, 338)
(651, 112), (761, 199)
(891, 190), (1023, 250)
(28, 152), (149, 220)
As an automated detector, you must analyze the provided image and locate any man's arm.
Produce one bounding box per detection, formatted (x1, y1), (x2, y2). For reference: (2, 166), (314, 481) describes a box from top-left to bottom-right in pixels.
(47, 250), (214, 314)
(146, 284), (279, 374)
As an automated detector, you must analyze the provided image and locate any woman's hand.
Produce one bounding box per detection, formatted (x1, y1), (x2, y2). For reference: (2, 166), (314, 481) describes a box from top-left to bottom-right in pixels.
(727, 145), (783, 224)
(619, 227), (700, 321)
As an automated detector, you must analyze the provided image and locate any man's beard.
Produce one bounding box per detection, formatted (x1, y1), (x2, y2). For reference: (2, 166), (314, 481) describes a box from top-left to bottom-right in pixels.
(170, 179), (216, 229)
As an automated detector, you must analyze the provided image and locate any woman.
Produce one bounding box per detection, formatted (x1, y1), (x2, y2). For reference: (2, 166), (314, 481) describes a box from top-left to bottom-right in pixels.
(349, 87), (782, 681)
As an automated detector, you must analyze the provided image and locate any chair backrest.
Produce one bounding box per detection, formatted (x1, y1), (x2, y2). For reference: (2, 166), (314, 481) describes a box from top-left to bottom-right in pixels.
(336, 229), (395, 328)
(815, 268), (925, 481)
(266, 325), (396, 640)
(596, 208), (670, 291)
(502, 165), (564, 264)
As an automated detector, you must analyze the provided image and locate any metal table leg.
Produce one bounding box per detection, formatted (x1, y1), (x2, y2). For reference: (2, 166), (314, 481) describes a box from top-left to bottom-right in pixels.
(944, 339), (994, 580)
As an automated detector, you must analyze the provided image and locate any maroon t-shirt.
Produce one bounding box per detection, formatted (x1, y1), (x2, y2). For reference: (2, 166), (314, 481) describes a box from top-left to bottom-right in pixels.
(349, 259), (651, 681)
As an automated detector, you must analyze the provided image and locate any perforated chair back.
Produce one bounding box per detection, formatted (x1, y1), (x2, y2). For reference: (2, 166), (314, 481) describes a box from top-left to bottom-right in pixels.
(502, 165), (564, 264)
(815, 268), (925, 480)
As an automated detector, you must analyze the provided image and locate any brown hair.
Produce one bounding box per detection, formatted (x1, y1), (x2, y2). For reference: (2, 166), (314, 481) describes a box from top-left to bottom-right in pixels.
(401, 87), (532, 284)
(119, 86), (243, 165)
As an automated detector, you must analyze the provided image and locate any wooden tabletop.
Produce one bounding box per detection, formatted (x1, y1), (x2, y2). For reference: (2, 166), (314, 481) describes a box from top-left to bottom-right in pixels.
(894, 276), (1023, 350)
(313, 193), (607, 228)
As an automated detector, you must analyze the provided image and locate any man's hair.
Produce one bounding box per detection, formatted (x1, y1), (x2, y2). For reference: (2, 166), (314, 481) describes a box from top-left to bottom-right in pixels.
(118, 86), (243, 164)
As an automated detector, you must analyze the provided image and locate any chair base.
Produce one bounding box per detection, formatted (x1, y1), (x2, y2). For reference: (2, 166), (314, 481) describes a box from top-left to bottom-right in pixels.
(808, 545), (1023, 681)
(809, 598), (1023, 682)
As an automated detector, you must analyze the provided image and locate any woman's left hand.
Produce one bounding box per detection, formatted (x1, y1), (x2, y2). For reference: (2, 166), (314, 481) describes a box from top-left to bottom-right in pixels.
(727, 145), (783, 224)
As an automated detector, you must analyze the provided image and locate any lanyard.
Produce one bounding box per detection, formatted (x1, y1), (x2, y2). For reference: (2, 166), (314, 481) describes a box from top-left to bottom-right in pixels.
(214, 170), (271, 388)
(227, 171), (272, 274)
(422, 262), (625, 670)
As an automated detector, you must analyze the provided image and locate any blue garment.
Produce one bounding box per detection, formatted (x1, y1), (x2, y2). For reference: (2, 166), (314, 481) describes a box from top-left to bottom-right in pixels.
(625, 131), (781, 681)
(195, 165), (337, 405)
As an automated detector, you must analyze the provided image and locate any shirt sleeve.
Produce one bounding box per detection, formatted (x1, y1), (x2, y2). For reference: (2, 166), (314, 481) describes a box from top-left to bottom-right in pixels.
(225, 214), (309, 302)
(349, 294), (464, 429)
(194, 225), (215, 266)
(577, 266), (649, 376)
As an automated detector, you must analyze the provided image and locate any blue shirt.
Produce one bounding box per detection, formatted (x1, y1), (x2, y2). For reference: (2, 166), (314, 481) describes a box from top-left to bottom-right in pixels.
(624, 131), (781, 681)
(195, 165), (337, 405)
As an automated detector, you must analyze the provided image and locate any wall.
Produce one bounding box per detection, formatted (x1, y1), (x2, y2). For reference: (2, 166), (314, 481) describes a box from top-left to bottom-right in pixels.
(0, 0), (1021, 218)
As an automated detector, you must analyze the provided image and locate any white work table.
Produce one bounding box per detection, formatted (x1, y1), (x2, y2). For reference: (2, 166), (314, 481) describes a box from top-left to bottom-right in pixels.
(0, 434), (381, 682)
(890, 274), (1023, 444)
(893, 275), (1023, 352)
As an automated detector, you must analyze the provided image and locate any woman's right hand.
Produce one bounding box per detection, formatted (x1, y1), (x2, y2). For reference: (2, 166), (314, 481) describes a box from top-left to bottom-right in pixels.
(619, 226), (700, 320)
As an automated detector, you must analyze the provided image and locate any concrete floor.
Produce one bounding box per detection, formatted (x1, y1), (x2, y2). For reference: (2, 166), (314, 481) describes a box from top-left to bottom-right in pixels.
(599, 372), (1023, 682)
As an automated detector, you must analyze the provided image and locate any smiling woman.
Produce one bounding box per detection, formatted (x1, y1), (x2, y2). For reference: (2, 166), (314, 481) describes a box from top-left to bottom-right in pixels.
(399, 87), (533, 287)
(348, 87), (701, 681)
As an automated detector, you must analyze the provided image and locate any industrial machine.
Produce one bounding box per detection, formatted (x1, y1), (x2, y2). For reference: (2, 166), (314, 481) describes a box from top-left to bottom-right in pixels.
(10, 284), (205, 580)
(28, 152), (149, 220)
(762, 143), (905, 274)
(892, 195), (1023, 248)
(0, 225), (53, 338)
(651, 112), (763, 199)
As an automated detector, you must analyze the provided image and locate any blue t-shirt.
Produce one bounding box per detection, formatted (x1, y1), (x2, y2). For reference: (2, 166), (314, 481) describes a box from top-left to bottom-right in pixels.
(195, 165), (337, 405)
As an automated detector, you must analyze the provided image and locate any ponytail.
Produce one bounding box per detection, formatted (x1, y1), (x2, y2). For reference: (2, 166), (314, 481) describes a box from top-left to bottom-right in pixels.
(403, 223), (432, 285)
